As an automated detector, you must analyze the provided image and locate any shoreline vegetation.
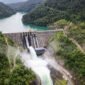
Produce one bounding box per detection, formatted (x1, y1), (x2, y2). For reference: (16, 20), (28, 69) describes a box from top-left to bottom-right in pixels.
(22, 0), (85, 27)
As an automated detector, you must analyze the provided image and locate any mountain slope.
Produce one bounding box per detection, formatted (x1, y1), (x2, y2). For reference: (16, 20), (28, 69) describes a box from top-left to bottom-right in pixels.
(9, 0), (45, 12)
(0, 32), (36, 85)
(22, 0), (85, 26)
(0, 2), (15, 18)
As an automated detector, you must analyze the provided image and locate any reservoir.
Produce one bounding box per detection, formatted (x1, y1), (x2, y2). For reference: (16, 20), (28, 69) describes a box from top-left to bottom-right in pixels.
(0, 13), (48, 33)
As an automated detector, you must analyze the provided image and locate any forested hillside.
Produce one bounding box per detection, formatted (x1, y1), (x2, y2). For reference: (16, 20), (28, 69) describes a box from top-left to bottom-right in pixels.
(0, 2), (15, 18)
(9, 0), (44, 12)
(0, 33), (36, 85)
(50, 20), (85, 85)
(53, 32), (85, 85)
(22, 0), (85, 26)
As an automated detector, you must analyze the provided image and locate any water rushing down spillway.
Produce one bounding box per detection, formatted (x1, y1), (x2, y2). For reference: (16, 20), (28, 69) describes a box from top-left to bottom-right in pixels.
(20, 37), (53, 85)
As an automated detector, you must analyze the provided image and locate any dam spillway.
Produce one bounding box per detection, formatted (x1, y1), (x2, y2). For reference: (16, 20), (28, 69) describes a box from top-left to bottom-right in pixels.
(3, 30), (63, 55)
(4, 31), (57, 47)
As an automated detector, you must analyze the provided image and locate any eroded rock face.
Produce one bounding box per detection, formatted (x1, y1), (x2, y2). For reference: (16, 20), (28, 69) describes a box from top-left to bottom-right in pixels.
(48, 65), (63, 85)
(30, 80), (37, 85)
(43, 44), (66, 85)
(30, 76), (41, 85)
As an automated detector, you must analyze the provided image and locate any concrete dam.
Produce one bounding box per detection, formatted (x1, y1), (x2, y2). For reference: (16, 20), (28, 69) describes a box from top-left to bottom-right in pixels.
(4, 29), (63, 55)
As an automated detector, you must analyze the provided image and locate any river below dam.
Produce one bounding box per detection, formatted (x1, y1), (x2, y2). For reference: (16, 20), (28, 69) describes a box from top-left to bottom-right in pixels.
(0, 12), (48, 33)
(20, 36), (53, 85)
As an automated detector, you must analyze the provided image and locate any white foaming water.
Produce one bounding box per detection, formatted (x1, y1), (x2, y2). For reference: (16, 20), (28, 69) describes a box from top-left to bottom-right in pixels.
(21, 50), (53, 85)
(20, 37), (53, 85)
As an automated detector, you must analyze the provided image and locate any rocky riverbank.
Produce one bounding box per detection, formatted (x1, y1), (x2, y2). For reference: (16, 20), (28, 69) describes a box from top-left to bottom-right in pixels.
(42, 42), (74, 85)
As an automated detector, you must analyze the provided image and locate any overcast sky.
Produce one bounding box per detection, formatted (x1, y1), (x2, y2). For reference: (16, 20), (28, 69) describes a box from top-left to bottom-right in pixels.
(0, 0), (27, 4)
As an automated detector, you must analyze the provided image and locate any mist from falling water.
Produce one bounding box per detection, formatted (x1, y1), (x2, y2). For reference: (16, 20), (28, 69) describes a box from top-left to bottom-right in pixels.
(6, 45), (20, 70)
(20, 36), (53, 85)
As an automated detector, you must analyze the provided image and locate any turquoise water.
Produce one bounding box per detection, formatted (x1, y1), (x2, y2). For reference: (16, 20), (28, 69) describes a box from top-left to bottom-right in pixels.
(26, 24), (48, 31)
(0, 12), (48, 33)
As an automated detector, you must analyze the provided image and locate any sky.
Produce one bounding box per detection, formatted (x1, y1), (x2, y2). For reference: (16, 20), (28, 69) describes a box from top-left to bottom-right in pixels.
(0, 0), (27, 4)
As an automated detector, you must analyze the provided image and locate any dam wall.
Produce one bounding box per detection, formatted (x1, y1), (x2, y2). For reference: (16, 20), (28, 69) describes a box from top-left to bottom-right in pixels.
(4, 29), (63, 48)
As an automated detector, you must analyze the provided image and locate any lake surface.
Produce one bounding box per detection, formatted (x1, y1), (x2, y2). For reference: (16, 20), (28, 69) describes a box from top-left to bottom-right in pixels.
(0, 13), (48, 33)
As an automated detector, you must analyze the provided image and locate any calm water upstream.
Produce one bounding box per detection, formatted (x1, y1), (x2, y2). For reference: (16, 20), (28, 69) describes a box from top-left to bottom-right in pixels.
(0, 13), (48, 33)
